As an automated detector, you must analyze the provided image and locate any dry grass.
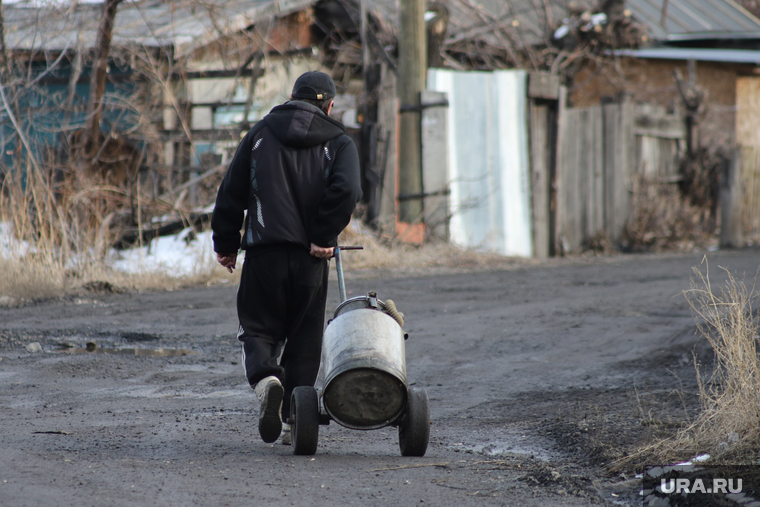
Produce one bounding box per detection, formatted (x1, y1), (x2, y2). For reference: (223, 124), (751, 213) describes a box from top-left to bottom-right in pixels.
(0, 156), (238, 305)
(0, 222), (524, 305)
(679, 263), (760, 462)
(621, 175), (717, 252)
(337, 223), (531, 275)
(0, 166), (525, 305)
(616, 260), (760, 469)
(0, 257), (64, 304)
(0, 250), (240, 307)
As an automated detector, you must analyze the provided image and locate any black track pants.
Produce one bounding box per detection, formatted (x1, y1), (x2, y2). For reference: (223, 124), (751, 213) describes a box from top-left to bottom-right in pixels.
(237, 246), (328, 420)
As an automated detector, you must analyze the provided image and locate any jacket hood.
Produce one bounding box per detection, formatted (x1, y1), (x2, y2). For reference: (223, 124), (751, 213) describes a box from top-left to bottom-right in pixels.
(263, 101), (346, 148)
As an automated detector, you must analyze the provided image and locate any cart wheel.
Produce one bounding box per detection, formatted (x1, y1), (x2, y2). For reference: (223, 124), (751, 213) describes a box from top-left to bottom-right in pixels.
(291, 386), (319, 455)
(398, 387), (430, 457)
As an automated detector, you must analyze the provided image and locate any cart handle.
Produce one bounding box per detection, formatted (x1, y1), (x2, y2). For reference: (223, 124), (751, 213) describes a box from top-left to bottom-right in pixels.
(333, 246), (363, 303)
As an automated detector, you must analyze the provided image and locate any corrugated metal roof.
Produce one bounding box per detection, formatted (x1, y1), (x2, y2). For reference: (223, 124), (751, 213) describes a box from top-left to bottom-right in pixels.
(368, 0), (571, 48)
(6, 0), (760, 57)
(615, 47), (760, 62)
(625, 0), (760, 40)
(3, 0), (312, 55)
(369, 0), (760, 46)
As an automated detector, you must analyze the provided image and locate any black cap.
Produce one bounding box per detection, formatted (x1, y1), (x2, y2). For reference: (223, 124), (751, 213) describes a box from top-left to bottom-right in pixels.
(291, 71), (336, 101)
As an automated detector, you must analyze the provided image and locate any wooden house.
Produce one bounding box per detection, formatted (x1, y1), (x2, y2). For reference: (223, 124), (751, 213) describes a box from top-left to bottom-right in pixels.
(4, 0), (760, 253)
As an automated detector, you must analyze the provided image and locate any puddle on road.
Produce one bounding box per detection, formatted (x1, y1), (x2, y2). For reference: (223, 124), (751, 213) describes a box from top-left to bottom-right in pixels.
(123, 387), (244, 399)
(456, 442), (553, 461)
(454, 430), (558, 462)
(120, 332), (162, 343)
(197, 410), (248, 417)
(63, 344), (195, 357)
(478, 442), (553, 460)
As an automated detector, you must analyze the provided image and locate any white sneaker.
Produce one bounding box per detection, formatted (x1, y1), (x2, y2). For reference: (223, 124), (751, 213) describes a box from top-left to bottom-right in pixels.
(253, 376), (283, 443)
(281, 423), (291, 445)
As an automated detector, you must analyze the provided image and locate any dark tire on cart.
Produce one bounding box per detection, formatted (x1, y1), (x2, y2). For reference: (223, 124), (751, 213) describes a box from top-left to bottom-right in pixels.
(398, 387), (430, 457)
(291, 386), (319, 455)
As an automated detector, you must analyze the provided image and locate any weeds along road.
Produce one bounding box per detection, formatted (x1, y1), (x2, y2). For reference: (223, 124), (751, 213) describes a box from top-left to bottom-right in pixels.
(1, 248), (759, 506)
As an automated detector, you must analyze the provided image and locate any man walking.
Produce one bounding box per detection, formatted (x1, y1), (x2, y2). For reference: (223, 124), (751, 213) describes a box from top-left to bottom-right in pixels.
(211, 71), (362, 444)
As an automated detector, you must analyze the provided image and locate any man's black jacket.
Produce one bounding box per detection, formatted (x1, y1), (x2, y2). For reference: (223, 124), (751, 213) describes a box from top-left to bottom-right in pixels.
(211, 101), (362, 254)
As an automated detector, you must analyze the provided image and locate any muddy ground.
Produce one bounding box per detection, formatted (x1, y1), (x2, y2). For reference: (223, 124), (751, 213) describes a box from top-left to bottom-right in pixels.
(1, 248), (759, 506)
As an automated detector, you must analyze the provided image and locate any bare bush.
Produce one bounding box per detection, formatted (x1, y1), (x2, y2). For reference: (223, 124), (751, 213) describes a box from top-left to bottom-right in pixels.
(621, 174), (717, 252)
(336, 221), (530, 275)
(678, 264), (760, 462)
(616, 262), (760, 468)
(0, 149), (231, 303)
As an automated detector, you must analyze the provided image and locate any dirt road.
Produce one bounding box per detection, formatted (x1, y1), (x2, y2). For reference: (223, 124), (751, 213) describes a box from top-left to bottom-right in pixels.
(1, 248), (758, 506)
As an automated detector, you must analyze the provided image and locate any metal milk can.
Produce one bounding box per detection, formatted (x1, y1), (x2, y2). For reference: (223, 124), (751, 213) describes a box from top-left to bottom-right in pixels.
(289, 246), (429, 457)
(321, 293), (407, 429)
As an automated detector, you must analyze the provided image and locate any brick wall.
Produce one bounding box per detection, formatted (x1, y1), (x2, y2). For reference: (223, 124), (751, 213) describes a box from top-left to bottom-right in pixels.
(569, 57), (755, 148)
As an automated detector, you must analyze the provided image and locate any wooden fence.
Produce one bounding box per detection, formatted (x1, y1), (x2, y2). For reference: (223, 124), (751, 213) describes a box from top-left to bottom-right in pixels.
(555, 100), (685, 254)
(740, 146), (760, 241)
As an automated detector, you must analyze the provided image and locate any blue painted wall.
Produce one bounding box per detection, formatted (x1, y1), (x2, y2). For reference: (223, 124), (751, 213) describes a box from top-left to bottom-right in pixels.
(0, 59), (141, 171)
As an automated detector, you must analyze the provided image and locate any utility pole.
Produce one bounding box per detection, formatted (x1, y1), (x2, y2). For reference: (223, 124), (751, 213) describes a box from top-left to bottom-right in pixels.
(397, 0), (426, 223)
(360, 0), (369, 83)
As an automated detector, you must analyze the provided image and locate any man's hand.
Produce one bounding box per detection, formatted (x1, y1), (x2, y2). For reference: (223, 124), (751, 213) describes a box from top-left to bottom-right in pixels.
(310, 243), (334, 259)
(217, 252), (238, 273)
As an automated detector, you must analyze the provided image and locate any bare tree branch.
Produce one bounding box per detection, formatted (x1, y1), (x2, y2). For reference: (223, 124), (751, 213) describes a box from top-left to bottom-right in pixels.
(85, 0), (124, 163)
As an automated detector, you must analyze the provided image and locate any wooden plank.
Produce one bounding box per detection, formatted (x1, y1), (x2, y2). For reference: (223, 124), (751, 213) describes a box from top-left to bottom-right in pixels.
(554, 85), (568, 255)
(751, 148), (759, 236)
(665, 137), (680, 176)
(583, 107), (598, 244)
(557, 106), (575, 255)
(601, 98), (636, 243)
(568, 108), (580, 253)
(736, 77), (760, 147)
(575, 108), (587, 253)
(720, 148), (744, 248)
(576, 108), (585, 246)
(528, 72), (560, 100)
(563, 108), (577, 254)
(547, 99), (559, 257)
(582, 108), (593, 242)
(632, 128), (683, 139)
(742, 147), (751, 234)
(751, 147), (760, 236)
(581, 108), (589, 244)
(592, 105), (604, 238)
(529, 101), (550, 259)
(613, 99), (636, 238)
(742, 145), (760, 238)
(753, 148), (760, 236)
(603, 102), (618, 239)
(634, 114), (685, 140)
(620, 98), (635, 231)
(377, 61), (398, 226)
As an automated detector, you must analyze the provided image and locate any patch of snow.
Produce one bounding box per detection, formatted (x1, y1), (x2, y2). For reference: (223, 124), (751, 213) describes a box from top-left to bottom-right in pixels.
(553, 25), (570, 39)
(0, 222), (31, 259)
(675, 454), (710, 466)
(109, 227), (216, 278)
(2, 217), (219, 278)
